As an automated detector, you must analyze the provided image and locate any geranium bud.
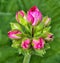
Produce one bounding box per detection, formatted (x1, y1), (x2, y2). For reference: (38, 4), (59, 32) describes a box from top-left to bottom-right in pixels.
(45, 18), (51, 26)
(42, 16), (51, 26)
(8, 30), (21, 39)
(27, 6), (42, 26)
(21, 39), (30, 49)
(32, 38), (44, 49)
(45, 33), (53, 41)
(16, 10), (25, 22)
(16, 10), (28, 26)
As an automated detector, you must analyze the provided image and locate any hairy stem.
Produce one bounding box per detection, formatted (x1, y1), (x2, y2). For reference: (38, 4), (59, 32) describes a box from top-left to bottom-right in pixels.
(23, 54), (31, 63)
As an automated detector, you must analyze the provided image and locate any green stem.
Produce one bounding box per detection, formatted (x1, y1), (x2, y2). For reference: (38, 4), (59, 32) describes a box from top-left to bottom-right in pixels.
(32, 26), (34, 37)
(23, 54), (31, 63)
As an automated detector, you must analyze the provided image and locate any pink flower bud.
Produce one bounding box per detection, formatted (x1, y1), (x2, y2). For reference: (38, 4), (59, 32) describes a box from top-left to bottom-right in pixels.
(8, 30), (21, 39)
(16, 10), (25, 22)
(45, 18), (51, 26)
(21, 39), (30, 49)
(27, 6), (42, 26)
(45, 33), (53, 41)
(32, 38), (44, 49)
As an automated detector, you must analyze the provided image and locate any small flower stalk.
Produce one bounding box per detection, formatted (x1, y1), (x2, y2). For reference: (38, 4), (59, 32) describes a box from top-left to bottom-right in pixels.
(8, 6), (54, 63)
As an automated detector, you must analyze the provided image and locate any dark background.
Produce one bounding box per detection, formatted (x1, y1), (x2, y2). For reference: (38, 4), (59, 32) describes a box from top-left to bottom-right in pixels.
(0, 0), (60, 63)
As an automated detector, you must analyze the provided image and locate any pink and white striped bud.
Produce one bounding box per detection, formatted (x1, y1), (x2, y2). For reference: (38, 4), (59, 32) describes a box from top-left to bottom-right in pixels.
(8, 30), (21, 39)
(27, 6), (42, 26)
(16, 10), (25, 22)
(21, 39), (30, 49)
(45, 33), (53, 41)
(45, 18), (51, 26)
(32, 38), (45, 49)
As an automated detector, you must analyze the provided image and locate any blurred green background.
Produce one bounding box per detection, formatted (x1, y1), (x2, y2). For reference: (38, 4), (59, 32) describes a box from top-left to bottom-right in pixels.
(0, 0), (60, 63)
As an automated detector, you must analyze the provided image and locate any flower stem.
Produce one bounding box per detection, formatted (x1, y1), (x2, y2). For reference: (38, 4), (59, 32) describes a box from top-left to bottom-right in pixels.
(23, 54), (31, 63)
(32, 26), (34, 37)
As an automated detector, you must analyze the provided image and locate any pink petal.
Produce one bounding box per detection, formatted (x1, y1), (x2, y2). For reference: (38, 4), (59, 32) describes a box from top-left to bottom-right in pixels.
(27, 12), (34, 24)
(39, 38), (44, 48)
(32, 38), (44, 49)
(16, 10), (25, 22)
(27, 6), (42, 26)
(19, 10), (24, 17)
(8, 30), (21, 39)
(45, 33), (53, 41)
(21, 39), (30, 49)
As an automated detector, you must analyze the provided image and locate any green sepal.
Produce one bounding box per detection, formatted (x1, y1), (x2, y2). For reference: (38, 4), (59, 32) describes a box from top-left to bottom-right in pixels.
(11, 40), (22, 48)
(19, 23), (31, 38)
(34, 23), (44, 38)
(40, 26), (51, 38)
(18, 13), (28, 26)
(18, 48), (31, 55)
(10, 23), (21, 30)
(34, 26), (51, 38)
(34, 49), (46, 57)
(16, 33), (24, 38)
(44, 43), (50, 50)
(34, 31), (42, 38)
(18, 13), (32, 35)
(18, 48), (31, 56)
(43, 26), (51, 34)
(34, 23), (44, 33)
(27, 23), (32, 35)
